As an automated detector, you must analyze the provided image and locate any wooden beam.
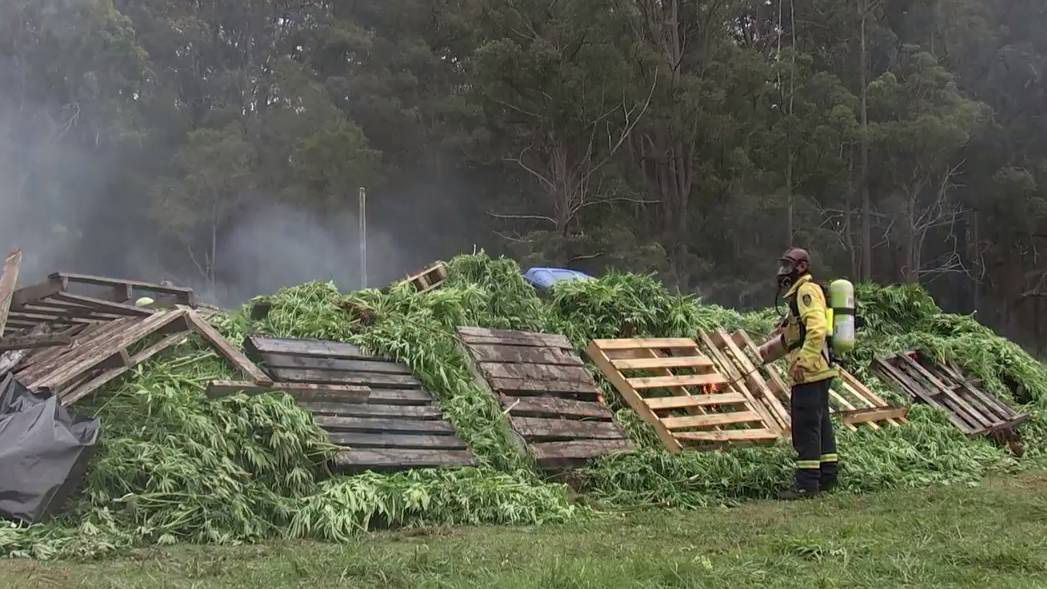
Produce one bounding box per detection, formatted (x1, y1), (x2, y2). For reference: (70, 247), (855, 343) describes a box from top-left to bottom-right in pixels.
(332, 448), (473, 471)
(0, 251), (22, 336)
(508, 416), (628, 441)
(185, 311), (272, 385)
(50, 272), (194, 305)
(0, 334), (71, 352)
(499, 394), (614, 420)
(592, 338), (702, 350)
(48, 292), (155, 316)
(245, 336), (373, 361)
(206, 380), (370, 402)
(328, 432), (467, 450)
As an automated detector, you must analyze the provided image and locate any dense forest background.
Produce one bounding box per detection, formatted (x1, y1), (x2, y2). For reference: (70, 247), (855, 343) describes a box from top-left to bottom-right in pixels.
(1, 1), (1045, 350)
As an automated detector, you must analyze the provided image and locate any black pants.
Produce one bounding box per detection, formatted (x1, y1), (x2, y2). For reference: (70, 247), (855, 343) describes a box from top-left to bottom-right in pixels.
(790, 378), (837, 492)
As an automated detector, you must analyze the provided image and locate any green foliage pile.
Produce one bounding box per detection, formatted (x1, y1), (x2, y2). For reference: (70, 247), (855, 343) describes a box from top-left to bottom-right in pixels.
(3, 254), (1046, 559)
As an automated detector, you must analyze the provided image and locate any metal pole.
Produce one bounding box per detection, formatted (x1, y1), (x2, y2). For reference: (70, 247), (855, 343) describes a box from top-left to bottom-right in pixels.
(359, 186), (367, 289)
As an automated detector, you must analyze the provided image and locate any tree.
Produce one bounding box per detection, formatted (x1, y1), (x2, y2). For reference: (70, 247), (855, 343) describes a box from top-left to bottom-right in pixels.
(867, 50), (988, 283)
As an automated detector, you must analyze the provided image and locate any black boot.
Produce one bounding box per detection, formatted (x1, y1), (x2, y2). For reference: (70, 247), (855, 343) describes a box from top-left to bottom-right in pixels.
(778, 486), (819, 501)
(820, 457), (838, 492)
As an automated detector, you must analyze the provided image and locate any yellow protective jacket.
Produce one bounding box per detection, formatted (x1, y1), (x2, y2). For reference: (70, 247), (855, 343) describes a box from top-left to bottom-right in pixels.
(782, 274), (838, 384)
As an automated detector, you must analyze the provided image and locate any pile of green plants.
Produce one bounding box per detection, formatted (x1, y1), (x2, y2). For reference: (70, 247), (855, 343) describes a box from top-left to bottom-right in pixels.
(2, 253), (1044, 559)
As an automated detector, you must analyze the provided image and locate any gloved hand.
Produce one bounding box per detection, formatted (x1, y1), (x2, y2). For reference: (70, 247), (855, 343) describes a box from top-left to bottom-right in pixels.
(790, 363), (805, 384)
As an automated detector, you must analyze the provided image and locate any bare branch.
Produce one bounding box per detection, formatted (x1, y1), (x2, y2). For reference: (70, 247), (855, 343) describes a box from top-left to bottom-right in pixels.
(486, 211), (557, 225)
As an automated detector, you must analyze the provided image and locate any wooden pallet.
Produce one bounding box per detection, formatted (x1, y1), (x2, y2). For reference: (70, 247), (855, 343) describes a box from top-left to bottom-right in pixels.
(586, 338), (782, 451)
(874, 351), (1025, 436)
(5, 272), (194, 335)
(10, 309), (193, 406)
(457, 326), (632, 470)
(400, 262), (449, 294)
(727, 330), (909, 432)
(245, 336), (475, 472)
(698, 329), (792, 434)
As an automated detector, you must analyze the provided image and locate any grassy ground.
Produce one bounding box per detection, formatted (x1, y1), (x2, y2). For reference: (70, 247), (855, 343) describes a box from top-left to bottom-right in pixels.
(6, 472), (1047, 589)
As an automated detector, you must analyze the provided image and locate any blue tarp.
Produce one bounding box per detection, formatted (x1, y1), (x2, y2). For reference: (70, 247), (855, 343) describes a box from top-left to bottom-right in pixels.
(523, 267), (594, 289)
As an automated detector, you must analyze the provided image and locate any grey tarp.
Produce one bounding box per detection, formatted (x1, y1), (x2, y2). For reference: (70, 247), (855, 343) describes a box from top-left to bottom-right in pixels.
(0, 374), (99, 523)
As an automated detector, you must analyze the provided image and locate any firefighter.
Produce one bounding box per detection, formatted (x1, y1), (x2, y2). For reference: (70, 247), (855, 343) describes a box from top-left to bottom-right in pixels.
(775, 247), (838, 499)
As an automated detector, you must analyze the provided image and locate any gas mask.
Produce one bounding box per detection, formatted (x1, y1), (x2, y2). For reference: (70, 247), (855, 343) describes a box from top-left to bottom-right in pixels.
(777, 259), (799, 290)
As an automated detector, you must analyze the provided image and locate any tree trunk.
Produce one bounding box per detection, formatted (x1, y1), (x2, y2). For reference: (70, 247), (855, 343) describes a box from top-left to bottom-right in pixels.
(859, 0), (872, 283)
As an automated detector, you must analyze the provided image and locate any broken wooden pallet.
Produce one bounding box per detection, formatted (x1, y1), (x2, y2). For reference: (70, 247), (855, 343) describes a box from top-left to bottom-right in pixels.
(5, 272), (194, 335)
(727, 330), (909, 432)
(697, 329), (792, 434)
(245, 335), (475, 472)
(874, 351), (1024, 436)
(10, 309), (193, 406)
(399, 261), (449, 294)
(586, 337), (782, 451)
(457, 326), (632, 470)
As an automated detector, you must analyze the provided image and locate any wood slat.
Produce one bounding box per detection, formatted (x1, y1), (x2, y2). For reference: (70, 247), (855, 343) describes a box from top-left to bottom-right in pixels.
(332, 449), (473, 471)
(673, 429), (781, 443)
(0, 334), (72, 352)
(255, 352), (412, 375)
(456, 326), (572, 350)
(661, 410), (763, 430)
(186, 311), (272, 385)
(626, 373), (727, 390)
(529, 439), (633, 464)
(269, 367), (422, 388)
(206, 380), (370, 402)
(839, 406), (911, 426)
(720, 330), (792, 433)
(463, 344), (583, 366)
(47, 292), (155, 316)
(314, 416), (456, 434)
(644, 392), (749, 411)
(479, 361), (594, 384)
(246, 336), (373, 360)
(897, 354), (999, 430)
(328, 432), (467, 450)
(875, 358), (976, 434)
(500, 394), (613, 420)
(0, 251), (22, 337)
(610, 355), (715, 371)
(508, 416), (627, 441)
(10, 279), (62, 308)
(367, 388), (435, 405)
(300, 402), (442, 419)
(592, 338), (701, 350)
(486, 377), (600, 397)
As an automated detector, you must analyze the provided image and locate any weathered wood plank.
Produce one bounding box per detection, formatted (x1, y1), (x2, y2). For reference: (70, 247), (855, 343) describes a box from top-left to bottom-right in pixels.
(644, 392), (749, 411)
(508, 416), (628, 441)
(256, 352), (412, 375)
(479, 361), (594, 384)
(17, 301), (124, 322)
(300, 402), (442, 419)
(314, 416), (456, 434)
(626, 373), (727, 390)
(10, 279), (63, 308)
(457, 326), (572, 349)
(246, 336), (373, 360)
(610, 355), (715, 371)
(661, 410), (763, 430)
(328, 432), (467, 450)
(0, 251), (23, 337)
(332, 449), (473, 471)
(206, 380), (370, 402)
(367, 388), (434, 405)
(592, 338), (700, 351)
(486, 377), (600, 398)
(269, 367), (422, 388)
(499, 394), (613, 420)
(186, 311), (272, 385)
(838, 406), (911, 426)
(463, 344), (583, 366)
(674, 429), (781, 443)
(48, 292), (155, 316)
(0, 334), (72, 352)
(897, 354), (998, 430)
(529, 439), (633, 463)
(8, 311), (93, 325)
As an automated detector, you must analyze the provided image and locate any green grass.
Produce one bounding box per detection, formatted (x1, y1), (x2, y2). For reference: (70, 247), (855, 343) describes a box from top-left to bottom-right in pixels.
(7, 472), (1047, 588)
